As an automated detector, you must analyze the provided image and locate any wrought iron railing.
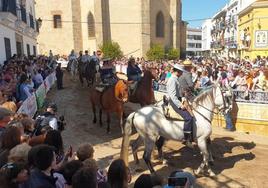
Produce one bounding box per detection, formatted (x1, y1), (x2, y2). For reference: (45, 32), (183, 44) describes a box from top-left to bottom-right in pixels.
(155, 84), (268, 104)
(232, 90), (268, 104)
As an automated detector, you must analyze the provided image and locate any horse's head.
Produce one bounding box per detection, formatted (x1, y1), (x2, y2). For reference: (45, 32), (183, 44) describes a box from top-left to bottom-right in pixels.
(115, 80), (129, 103)
(143, 68), (157, 80)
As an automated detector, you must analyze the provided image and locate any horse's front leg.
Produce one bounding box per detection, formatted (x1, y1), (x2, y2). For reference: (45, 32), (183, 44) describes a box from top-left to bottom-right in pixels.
(117, 110), (124, 134)
(106, 112), (111, 134)
(195, 137), (215, 177)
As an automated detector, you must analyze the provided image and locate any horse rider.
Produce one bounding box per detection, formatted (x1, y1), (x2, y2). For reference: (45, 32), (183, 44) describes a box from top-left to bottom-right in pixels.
(68, 50), (77, 71)
(166, 64), (194, 148)
(178, 60), (194, 100)
(81, 50), (91, 64)
(127, 57), (142, 93)
(100, 58), (116, 84)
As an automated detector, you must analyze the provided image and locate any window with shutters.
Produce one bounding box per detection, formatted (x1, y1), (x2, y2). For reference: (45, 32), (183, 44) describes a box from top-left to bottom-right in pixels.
(53, 15), (62, 28)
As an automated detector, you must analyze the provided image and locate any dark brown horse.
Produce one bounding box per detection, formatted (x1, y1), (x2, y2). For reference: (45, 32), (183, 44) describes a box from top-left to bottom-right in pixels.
(90, 79), (129, 133)
(78, 59), (97, 87)
(129, 69), (157, 106)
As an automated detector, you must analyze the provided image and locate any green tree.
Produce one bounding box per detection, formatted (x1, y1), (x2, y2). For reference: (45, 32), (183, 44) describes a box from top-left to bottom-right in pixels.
(167, 47), (180, 60)
(99, 41), (123, 59)
(146, 44), (165, 61)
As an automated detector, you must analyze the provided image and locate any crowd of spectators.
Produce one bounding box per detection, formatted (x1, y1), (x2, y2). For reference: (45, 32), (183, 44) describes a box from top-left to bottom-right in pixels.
(0, 54), (56, 113)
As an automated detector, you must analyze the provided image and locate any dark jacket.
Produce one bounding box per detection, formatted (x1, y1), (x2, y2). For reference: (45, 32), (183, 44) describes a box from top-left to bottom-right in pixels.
(20, 168), (57, 188)
(127, 65), (142, 81)
(55, 67), (63, 79)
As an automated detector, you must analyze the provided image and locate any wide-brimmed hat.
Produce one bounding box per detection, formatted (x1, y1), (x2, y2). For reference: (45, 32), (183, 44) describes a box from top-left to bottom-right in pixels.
(116, 72), (128, 81)
(172, 64), (187, 72)
(183, 60), (192, 66)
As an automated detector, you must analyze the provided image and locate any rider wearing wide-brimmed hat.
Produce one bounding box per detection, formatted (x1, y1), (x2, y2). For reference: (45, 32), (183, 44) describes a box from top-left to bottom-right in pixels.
(166, 64), (193, 148)
(178, 60), (194, 99)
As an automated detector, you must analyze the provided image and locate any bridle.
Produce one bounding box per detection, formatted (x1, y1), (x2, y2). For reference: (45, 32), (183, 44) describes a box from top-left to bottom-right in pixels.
(192, 86), (228, 123)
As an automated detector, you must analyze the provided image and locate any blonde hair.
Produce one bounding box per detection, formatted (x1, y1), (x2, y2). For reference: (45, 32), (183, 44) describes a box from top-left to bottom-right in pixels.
(8, 143), (32, 163)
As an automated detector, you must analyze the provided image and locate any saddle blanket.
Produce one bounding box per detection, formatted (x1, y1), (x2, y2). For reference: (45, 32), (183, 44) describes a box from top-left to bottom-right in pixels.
(163, 105), (184, 121)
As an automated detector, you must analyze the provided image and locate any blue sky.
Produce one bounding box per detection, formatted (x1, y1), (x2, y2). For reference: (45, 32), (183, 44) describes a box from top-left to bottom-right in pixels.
(182, 0), (229, 28)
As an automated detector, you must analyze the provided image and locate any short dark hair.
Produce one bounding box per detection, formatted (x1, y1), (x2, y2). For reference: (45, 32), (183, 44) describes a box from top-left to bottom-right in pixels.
(61, 160), (83, 185)
(34, 145), (55, 171)
(1, 126), (22, 150)
(72, 167), (97, 188)
(134, 174), (162, 188)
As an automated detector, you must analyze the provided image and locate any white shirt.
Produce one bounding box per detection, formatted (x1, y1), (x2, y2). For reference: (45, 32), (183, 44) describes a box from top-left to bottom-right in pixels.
(33, 73), (44, 84)
(49, 117), (58, 130)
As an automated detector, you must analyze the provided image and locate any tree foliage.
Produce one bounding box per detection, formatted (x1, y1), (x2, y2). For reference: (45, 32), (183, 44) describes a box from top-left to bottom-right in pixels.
(167, 47), (180, 60)
(146, 44), (165, 61)
(99, 41), (123, 60)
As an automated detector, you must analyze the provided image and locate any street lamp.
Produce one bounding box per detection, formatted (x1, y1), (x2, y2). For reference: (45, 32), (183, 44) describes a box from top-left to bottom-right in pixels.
(37, 17), (42, 28)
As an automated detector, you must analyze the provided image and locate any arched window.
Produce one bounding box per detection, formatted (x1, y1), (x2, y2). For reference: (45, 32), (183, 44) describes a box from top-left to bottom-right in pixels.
(156, 11), (164, 38)
(87, 12), (95, 38)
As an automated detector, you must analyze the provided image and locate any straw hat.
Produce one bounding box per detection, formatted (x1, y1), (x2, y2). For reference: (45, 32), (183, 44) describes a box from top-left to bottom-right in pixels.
(116, 72), (128, 81)
(183, 60), (192, 66)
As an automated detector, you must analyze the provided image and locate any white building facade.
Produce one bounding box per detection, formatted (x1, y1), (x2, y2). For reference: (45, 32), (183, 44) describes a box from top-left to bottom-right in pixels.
(0, 0), (38, 64)
(186, 27), (202, 57)
(201, 19), (212, 57)
(224, 0), (239, 58)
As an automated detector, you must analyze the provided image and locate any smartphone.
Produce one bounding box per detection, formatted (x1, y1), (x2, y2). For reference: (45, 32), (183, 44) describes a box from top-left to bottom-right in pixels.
(69, 146), (73, 157)
(168, 177), (188, 187)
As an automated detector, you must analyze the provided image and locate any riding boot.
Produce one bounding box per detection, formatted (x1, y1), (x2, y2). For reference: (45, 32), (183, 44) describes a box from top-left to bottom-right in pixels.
(183, 132), (193, 149)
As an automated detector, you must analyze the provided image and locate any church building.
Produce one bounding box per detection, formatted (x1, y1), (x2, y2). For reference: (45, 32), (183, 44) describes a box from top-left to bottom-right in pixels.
(36, 0), (184, 58)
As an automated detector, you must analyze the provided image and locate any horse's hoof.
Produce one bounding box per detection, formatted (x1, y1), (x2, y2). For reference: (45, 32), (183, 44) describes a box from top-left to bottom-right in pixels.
(93, 119), (97, 124)
(193, 169), (203, 177)
(207, 169), (216, 177)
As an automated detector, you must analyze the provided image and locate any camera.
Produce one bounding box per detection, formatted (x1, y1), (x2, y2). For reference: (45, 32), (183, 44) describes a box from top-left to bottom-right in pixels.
(58, 115), (66, 132)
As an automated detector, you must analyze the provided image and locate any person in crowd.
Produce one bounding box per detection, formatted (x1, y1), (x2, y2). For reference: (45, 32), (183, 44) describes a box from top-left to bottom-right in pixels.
(199, 70), (210, 88)
(72, 167), (97, 188)
(44, 130), (64, 164)
(107, 159), (129, 188)
(0, 162), (29, 188)
(8, 143), (31, 164)
(0, 126), (23, 167)
(36, 103), (59, 134)
(61, 160), (83, 188)
(83, 158), (107, 184)
(166, 64), (193, 148)
(16, 74), (34, 102)
(134, 174), (163, 188)
(77, 143), (94, 162)
(163, 170), (196, 188)
(21, 145), (57, 188)
(56, 63), (64, 90)
(33, 69), (44, 88)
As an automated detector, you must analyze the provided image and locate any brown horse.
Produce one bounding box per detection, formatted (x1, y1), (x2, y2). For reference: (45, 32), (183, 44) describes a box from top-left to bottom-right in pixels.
(129, 69), (157, 106)
(90, 79), (129, 133)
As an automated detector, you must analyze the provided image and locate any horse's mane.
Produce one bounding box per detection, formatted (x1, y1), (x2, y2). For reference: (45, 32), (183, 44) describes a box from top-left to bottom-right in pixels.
(192, 85), (215, 107)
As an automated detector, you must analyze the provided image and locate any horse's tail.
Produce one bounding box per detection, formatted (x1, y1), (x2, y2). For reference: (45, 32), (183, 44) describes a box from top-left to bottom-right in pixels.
(120, 112), (135, 167)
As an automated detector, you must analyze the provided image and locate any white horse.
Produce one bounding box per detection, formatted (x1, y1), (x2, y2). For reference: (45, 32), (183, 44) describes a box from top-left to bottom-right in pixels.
(120, 84), (227, 176)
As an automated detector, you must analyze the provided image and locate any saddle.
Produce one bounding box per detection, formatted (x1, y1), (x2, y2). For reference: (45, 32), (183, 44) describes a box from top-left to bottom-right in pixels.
(162, 96), (194, 121)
